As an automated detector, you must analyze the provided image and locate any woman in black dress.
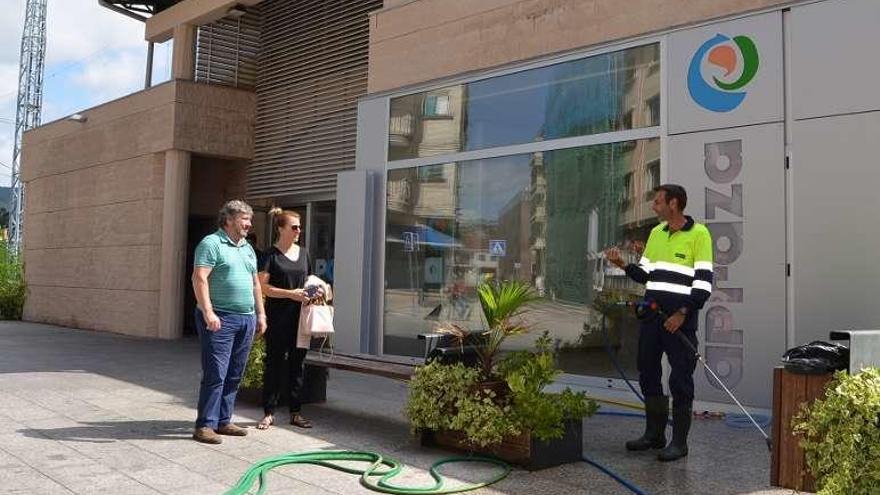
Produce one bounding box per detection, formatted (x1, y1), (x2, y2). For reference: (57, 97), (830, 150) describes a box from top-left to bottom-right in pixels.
(256, 208), (313, 429)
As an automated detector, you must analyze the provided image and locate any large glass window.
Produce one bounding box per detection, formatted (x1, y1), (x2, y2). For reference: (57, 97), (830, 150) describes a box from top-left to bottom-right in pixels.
(383, 138), (660, 377)
(388, 44), (659, 161)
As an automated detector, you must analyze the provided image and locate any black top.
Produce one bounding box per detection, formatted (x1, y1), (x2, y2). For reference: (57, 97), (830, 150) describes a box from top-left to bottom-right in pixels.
(260, 245), (311, 338)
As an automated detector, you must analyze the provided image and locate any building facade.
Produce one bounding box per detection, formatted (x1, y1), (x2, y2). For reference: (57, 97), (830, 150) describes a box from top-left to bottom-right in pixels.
(20, 0), (880, 408)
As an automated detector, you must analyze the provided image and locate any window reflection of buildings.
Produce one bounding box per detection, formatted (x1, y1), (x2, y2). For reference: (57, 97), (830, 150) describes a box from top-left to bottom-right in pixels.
(603, 79), (661, 297)
(384, 88), (464, 320)
(387, 85), (466, 220)
(524, 45), (660, 357)
(529, 150), (547, 296)
(388, 86), (466, 161)
(497, 188), (532, 283)
(383, 44), (661, 362)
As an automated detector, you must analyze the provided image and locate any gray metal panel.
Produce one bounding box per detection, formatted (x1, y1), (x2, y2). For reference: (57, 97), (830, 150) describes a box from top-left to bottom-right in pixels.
(829, 330), (880, 373)
(354, 97), (390, 354)
(668, 123), (786, 408)
(355, 97), (389, 172)
(330, 98), (387, 355)
(667, 12), (783, 135)
(791, 111), (880, 347)
(791, 0), (880, 120)
(333, 170), (373, 354)
(248, 0), (383, 199)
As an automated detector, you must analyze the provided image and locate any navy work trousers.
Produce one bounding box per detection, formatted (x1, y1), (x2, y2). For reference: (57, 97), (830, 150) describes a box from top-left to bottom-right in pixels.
(637, 314), (699, 408)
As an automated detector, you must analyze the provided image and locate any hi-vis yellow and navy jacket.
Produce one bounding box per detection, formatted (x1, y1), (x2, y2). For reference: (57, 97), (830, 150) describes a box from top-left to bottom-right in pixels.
(624, 216), (714, 313)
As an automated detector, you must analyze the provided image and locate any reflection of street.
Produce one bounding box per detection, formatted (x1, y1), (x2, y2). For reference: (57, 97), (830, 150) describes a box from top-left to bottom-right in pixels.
(383, 291), (639, 378)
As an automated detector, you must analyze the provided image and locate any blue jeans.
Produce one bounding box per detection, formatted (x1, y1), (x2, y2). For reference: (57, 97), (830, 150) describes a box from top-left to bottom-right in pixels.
(195, 309), (255, 429)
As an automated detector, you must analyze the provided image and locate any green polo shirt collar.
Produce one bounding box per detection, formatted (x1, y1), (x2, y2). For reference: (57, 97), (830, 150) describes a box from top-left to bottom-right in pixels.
(216, 229), (247, 247)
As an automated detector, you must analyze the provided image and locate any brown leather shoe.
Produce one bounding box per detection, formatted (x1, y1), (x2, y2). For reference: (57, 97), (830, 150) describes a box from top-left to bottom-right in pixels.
(193, 426), (222, 444)
(216, 423), (248, 436)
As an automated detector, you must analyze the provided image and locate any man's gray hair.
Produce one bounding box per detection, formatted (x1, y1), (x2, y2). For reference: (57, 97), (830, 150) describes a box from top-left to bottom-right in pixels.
(217, 200), (254, 228)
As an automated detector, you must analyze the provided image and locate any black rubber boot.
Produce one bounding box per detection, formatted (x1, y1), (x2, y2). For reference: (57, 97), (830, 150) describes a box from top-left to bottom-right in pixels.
(658, 403), (691, 461)
(626, 395), (668, 451)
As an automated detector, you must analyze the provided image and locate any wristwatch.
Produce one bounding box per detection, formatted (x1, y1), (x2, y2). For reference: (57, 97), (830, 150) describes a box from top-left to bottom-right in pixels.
(677, 307), (689, 317)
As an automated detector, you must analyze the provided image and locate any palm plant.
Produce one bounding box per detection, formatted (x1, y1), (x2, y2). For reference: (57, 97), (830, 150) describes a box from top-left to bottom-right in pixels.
(438, 280), (538, 377)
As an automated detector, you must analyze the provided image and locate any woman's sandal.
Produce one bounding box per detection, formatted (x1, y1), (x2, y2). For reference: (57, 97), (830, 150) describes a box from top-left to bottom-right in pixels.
(290, 414), (313, 429)
(256, 414), (274, 430)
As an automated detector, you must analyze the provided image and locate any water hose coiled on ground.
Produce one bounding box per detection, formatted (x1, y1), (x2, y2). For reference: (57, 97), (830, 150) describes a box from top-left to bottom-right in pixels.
(224, 450), (511, 495)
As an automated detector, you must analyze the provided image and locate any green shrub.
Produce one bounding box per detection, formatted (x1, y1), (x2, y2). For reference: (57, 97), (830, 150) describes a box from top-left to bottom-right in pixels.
(0, 243), (25, 320)
(242, 337), (266, 390)
(793, 368), (880, 495)
(406, 333), (597, 447)
(499, 333), (598, 442)
(406, 360), (520, 447)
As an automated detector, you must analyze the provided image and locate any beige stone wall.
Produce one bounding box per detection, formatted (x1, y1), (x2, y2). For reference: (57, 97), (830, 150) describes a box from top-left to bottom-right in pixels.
(189, 156), (248, 218)
(368, 0), (791, 92)
(21, 80), (255, 338)
(173, 82), (256, 159)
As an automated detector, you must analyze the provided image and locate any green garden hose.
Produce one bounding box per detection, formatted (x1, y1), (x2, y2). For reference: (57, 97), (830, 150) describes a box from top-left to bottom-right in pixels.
(224, 450), (511, 495)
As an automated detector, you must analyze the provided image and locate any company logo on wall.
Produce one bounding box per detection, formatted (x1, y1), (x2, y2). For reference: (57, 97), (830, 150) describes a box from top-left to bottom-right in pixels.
(687, 34), (760, 112)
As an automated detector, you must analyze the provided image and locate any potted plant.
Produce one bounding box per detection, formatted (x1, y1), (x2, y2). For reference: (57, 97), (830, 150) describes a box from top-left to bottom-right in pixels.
(238, 337), (266, 404)
(793, 368), (880, 495)
(433, 280), (537, 376)
(407, 279), (597, 470)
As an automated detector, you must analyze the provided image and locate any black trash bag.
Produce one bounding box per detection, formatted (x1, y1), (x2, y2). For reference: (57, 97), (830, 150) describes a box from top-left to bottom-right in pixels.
(781, 341), (849, 374)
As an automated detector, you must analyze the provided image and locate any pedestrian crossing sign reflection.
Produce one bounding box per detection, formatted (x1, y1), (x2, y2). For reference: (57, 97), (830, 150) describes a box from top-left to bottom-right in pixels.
(489, 240), (506, 257)
(403, 232), (418, 252)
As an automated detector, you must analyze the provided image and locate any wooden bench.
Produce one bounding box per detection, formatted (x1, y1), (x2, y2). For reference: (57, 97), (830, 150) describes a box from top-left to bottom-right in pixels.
(300, 351), (423, 403)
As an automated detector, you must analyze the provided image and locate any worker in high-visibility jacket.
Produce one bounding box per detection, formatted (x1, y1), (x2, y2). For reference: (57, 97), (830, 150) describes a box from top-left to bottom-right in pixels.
(606, 184), (713, 462)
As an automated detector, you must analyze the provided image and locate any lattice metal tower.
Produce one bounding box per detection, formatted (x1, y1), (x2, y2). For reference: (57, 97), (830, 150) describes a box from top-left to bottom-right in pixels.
(8, 0), (48, 251)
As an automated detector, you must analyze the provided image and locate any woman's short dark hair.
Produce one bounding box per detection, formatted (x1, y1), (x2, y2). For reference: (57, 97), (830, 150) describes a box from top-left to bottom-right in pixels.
(654, 184), (688, 211)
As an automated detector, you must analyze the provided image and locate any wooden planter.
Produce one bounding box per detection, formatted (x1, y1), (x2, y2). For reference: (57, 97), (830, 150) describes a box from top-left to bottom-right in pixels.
(421, 419), (583, 471)
(770, 367), (834, 492)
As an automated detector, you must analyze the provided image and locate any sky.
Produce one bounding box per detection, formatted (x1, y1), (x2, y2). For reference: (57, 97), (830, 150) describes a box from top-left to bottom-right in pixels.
(0, 0), (172, 187)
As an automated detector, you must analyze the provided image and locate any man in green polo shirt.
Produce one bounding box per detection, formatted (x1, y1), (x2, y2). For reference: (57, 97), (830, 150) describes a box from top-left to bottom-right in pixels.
(606, 184), (714, 462)
(191, 200), (267, 444)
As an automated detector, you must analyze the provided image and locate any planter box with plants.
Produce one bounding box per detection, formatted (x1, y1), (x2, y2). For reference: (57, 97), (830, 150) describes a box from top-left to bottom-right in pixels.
(793, 367), (880, 495)
(406, 280), (597, 471)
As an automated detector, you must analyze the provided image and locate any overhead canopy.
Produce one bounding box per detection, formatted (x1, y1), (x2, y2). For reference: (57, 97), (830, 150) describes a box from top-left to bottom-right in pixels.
(100, 1), (182, 21)
(388, 224), (462, 248)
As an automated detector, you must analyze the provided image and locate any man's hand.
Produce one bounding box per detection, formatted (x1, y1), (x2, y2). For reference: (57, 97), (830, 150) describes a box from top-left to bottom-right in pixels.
(628, 240), (645, 255)
(256, 314), (267, 337)
(664, 311), (685, 333)
(203, 310), (222, 332)
(604, 247), (626, 269)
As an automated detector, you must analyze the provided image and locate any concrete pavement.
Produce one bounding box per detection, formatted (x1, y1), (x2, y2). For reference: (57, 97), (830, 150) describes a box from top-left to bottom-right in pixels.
(0, 321), (800, 494)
